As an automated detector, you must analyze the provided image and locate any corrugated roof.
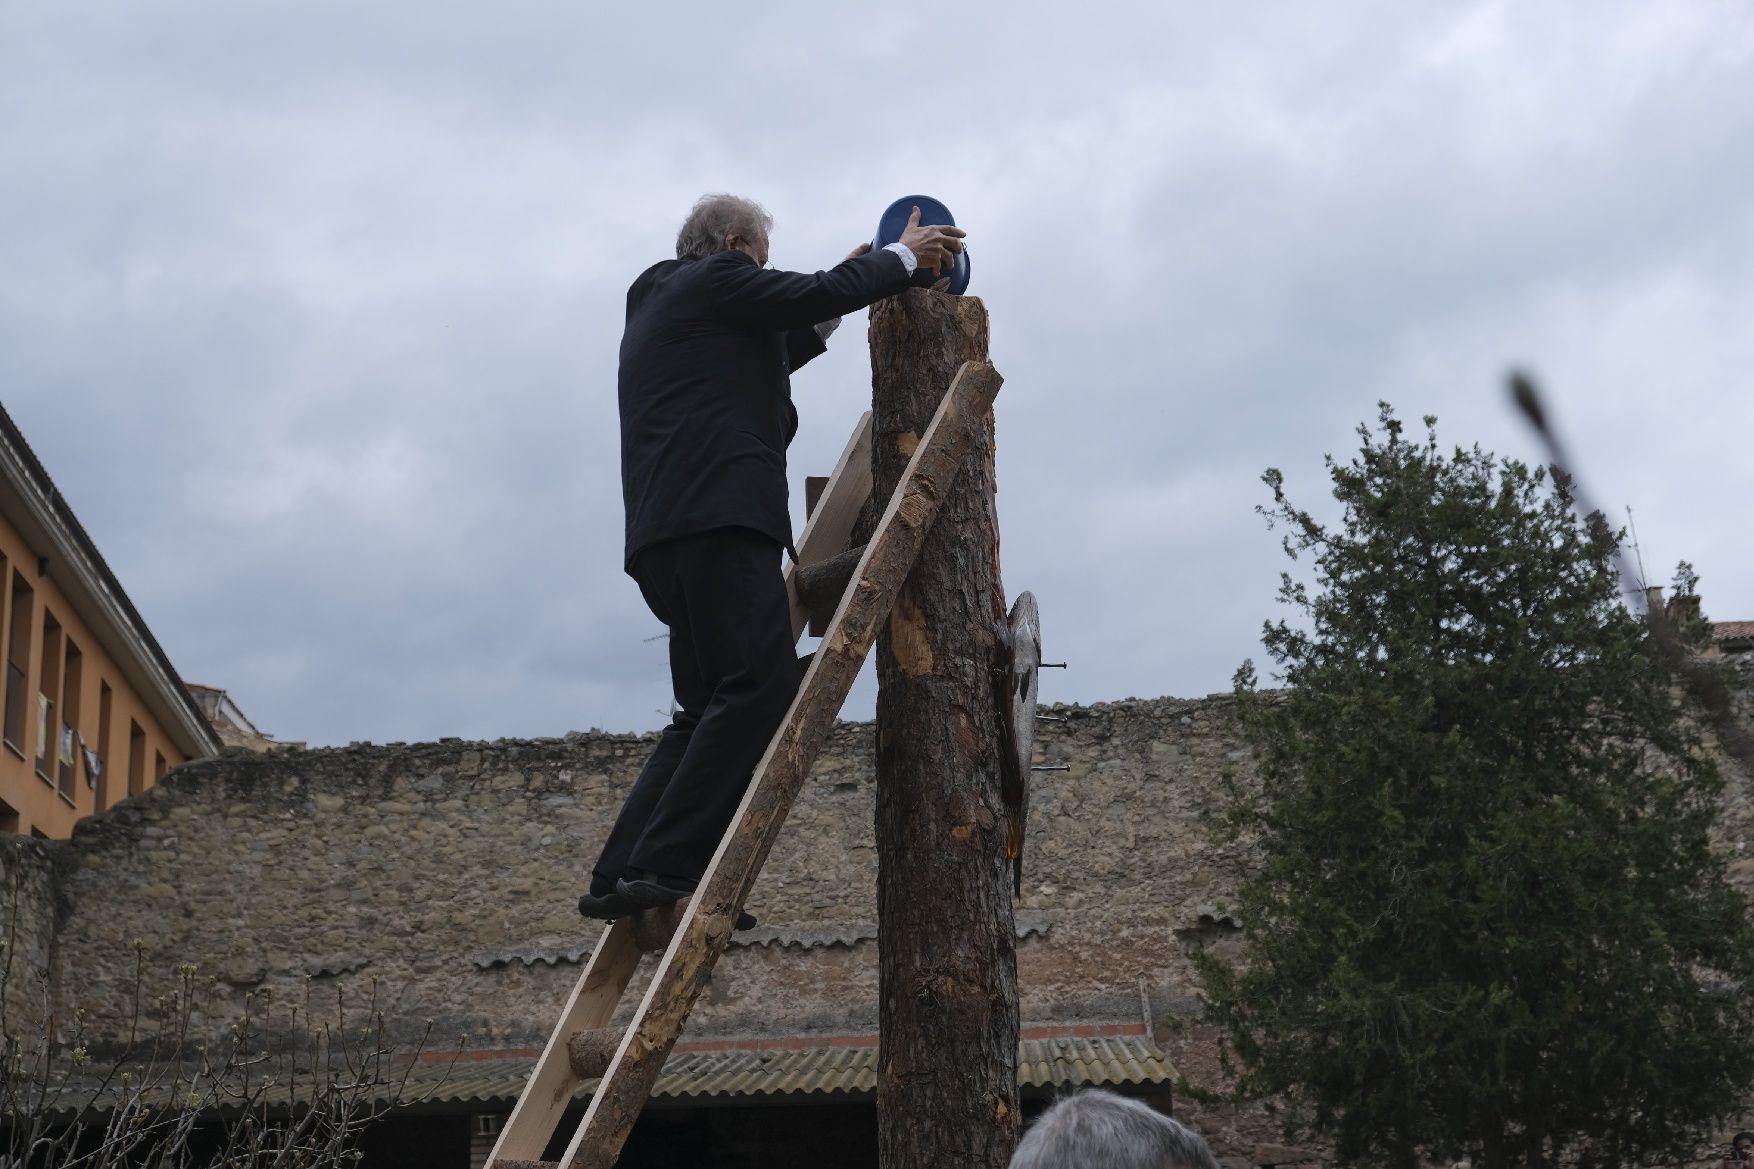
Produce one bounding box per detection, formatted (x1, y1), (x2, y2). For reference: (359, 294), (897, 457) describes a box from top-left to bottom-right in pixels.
(400, 1033), (1172, 1105)
(705, 911), (1056, 952)
(40, 1030), (1172, 1120)
(473, 913), (1058, 967)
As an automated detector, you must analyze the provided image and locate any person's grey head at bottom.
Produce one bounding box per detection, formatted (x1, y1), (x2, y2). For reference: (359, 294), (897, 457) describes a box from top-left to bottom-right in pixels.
(1009, 1089), (1219, 1169)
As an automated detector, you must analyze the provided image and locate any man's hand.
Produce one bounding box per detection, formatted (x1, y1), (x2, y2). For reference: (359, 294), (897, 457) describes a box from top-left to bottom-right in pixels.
(898, 206), (966, 276)
(845, 242), (872, 261)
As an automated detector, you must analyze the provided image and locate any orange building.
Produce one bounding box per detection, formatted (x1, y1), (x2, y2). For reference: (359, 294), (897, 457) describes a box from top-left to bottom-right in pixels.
(0, 404), (219, 838)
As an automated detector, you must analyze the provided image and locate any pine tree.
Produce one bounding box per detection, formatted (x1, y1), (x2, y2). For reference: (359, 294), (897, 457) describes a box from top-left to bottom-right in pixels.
(1198, 405), (1754, 1169)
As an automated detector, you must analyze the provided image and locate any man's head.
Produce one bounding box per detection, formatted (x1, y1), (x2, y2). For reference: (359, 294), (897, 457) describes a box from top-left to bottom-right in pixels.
(1009, 1090), (1219, 1169)
(675, 193), (772, 265)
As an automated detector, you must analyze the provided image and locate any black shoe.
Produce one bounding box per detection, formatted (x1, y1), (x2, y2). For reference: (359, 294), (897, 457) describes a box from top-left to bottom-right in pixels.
(616, 871), (698, 906)
(615, 873), (759, 931)
(578, 890), (641, 921)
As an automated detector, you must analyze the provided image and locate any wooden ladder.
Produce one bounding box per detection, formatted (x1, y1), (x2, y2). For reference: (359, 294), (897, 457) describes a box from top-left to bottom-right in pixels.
(488, 359), (1004, 1169)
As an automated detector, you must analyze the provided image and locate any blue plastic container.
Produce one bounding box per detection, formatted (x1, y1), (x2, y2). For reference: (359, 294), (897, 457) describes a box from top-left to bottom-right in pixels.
(872, 195), (971, 295)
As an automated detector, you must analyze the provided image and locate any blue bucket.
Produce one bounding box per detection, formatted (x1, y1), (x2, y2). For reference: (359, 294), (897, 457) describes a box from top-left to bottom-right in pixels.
(872, 195), (971, 295)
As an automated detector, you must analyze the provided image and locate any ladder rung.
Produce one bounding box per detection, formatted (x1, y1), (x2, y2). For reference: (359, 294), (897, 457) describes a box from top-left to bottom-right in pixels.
(795, 543), (867, 636)
(629, 903), (685, 953)
(568, 1028), (618, 1080)
(493, 1161), (558, 1169)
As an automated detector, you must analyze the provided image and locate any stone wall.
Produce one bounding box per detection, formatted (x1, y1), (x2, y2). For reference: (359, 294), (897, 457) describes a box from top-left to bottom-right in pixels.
(0, 835), (61, 1034)
(1717, 653), (1754, 890)
(44, 695), (1259, 1055)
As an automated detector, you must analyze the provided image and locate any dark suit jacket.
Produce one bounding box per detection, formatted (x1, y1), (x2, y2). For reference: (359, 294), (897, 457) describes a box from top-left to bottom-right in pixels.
(618, 247), (912, 569)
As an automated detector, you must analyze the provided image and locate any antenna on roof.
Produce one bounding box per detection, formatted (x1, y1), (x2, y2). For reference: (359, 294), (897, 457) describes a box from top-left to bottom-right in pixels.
(1626, 506), (1649, 603)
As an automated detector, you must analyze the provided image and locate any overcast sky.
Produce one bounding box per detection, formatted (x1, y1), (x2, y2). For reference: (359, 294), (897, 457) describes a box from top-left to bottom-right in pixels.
(3, 1), (1751, 747)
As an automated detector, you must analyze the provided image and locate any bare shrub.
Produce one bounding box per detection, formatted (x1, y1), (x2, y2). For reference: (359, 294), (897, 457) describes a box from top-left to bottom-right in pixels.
(1, 867), (461, 1167)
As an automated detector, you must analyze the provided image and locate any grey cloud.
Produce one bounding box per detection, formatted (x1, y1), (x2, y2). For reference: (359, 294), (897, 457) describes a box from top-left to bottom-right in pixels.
(2, 0), (1751, 744)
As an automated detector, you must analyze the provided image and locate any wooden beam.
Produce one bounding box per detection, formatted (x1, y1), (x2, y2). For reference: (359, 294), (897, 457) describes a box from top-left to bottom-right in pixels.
(558, 360), (1004, 1169)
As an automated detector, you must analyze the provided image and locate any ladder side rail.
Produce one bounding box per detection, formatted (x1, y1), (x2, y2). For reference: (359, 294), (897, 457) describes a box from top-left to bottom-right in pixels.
(486, 920), (643, 1163)
(560, 360), (1004, 1169)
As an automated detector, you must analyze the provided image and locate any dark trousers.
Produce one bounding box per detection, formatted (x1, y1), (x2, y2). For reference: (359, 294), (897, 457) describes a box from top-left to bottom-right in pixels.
(590, 528), (798, 893)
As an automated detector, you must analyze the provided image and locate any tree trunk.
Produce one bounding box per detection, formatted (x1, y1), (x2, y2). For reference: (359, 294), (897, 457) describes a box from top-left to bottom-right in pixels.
(866, 289), (1019, 1169)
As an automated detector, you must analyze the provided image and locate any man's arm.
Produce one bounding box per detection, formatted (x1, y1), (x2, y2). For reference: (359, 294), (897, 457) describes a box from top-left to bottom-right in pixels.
(705, 248), (912, 332)
(785, 243), (912, 372)
(708, 208), (965, 331)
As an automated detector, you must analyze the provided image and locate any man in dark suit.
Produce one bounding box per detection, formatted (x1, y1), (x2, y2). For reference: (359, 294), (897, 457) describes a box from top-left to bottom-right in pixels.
(580, 194), (965, 921)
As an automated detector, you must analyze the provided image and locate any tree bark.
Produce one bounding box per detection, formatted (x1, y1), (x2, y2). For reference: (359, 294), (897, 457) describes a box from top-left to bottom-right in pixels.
(866, 289), (1019, 1169)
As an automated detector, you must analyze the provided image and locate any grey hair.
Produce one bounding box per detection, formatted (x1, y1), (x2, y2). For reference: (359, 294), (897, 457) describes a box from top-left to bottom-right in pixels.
(675, 193), (774, 260)
(1009, 1090), (1219, 1169)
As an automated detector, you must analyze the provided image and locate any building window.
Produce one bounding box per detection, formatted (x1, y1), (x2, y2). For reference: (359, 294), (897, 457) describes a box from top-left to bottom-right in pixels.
(95, 681), (112, 809)
(58, 639), (82, 802)
(0, 796), (17, 835)
(153, 751), (166, 783)
(4, 572), (32, 755)
(127, 721), (145, 798)
(35, 612), (61, 781)
(0, 554), (7, 720)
